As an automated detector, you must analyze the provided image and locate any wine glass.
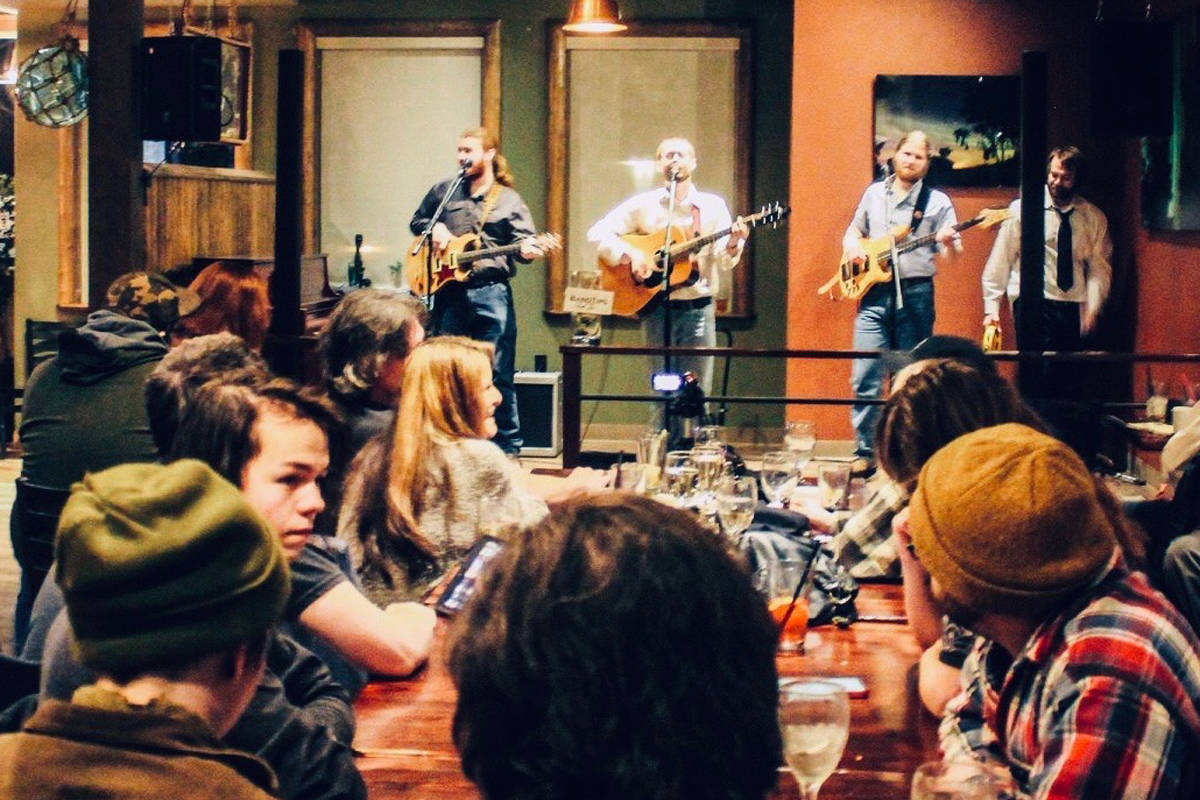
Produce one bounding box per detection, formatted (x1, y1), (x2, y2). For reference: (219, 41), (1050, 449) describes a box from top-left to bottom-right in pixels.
(715, 475), (757, 541)
(778, 679), (850, 800)
(785, 420), (817, 475)
(760, 450), (797, 507)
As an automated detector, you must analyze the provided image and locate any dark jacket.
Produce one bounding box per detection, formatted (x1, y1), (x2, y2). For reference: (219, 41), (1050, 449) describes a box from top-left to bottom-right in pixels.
(0, 692), (277, 799)
(18, 310), (165, 488)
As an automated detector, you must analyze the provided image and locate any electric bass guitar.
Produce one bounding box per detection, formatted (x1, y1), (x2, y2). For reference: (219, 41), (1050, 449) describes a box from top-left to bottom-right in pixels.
(817, 207), (1011, 301)
(405, 231), (561, 297)
(598, 201), (790, 317)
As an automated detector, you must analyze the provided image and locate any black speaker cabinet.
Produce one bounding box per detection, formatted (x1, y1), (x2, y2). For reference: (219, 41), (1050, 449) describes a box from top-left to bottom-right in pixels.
(1091, 21), (1174, 137)
(142, 36), (222, 142)
(515, 371), (562, 457)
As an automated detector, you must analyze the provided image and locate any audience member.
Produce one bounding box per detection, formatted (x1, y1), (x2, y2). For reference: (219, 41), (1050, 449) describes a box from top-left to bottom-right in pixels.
(144, 332), (270, 456)
(339, 336), (550, 603)
(11, 271), (198, 651)
(171, 261), (271, 350)
(908, 424), (1200, 798)
(166, 380), (435, 685)
(32, 381), (380, 800)
(448, 493), (782, 800)
(802, 335), (1004, 579)
(318, 288), (428, 535)
(0, 460), (287, 799)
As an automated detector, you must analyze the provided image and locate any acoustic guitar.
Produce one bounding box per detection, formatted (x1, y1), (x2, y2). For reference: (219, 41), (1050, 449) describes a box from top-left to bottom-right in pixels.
(817, 207), (1011, 301)
(405, 231), (561, 298)
(598, 201), (790, 317)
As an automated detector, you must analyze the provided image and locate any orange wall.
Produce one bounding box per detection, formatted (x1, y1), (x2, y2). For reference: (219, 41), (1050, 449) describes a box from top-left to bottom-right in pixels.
(788, 0), (1200, 439)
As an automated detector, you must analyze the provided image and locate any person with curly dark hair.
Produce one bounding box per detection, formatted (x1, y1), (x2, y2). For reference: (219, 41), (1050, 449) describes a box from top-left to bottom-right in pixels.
(447, 493), (782, 800)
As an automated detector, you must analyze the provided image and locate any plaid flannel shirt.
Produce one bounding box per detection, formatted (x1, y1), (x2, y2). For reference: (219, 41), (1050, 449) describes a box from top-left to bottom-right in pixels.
(830, 477), (904, 579)
(939, 558), (1200, 799)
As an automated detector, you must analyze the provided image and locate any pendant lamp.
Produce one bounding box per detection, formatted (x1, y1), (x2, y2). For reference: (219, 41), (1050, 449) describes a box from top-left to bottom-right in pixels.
(564, 0), (627, 34)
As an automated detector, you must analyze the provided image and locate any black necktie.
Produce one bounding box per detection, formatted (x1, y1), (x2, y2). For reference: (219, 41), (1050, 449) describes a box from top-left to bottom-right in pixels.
(1056, 208), (1074, 291)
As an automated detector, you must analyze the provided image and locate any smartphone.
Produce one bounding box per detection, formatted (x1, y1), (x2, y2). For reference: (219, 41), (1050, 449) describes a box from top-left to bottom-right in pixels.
(780, 676), (869, 699)
(434, 536), (506, 616)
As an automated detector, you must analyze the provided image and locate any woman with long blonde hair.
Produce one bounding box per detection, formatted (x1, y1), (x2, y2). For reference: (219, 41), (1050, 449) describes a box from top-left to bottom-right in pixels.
(339, 336), (548, 602)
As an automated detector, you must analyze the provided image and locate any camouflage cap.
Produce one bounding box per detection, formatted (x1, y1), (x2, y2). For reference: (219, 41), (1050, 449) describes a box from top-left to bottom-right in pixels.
(104, 272), (202, 333)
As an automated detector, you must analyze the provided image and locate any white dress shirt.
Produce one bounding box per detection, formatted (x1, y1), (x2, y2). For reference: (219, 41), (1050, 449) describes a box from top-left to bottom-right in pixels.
(982, 187), (1113, 328)
(586, 184), (743, 302)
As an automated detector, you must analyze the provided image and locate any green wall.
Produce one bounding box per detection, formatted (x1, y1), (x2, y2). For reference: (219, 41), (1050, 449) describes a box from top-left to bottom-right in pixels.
(252, 0), (793, 435)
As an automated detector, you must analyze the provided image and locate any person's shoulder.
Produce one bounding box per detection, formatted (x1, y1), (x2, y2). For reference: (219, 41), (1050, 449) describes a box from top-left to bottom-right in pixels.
(1072, 195), (1107, 221)
(453, 437), (510, 463)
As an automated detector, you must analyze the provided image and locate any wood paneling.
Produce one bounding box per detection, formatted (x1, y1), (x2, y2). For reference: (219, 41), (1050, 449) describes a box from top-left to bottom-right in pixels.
(144, 164), (275, 273)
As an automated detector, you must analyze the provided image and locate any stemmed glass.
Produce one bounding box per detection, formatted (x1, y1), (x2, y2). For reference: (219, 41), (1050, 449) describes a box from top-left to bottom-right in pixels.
(778, 679), (850, 800)
(663, 450), (698, 505)
(911, 760), (1015, 800)
(760, 450), (797, 507)
(785, 420), (816, 476)
(715, 475), (757, 542)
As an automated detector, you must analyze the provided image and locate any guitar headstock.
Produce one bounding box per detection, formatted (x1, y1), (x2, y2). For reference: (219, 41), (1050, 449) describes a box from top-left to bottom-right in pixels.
(751, 201), (791, 228)
(528, 232), (564, 257)
(977, 207), (1013, 230)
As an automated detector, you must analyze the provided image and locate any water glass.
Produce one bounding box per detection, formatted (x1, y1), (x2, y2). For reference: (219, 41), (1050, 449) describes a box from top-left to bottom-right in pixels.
(911, 760), (1015, 800)
(637, 429), (667, 492)
(715, 476), (757, 541)
(760, 450), (797, 507)
(817, 463), (852, 511)
(767, 557), (813, 653)
(785, 420), (816, 472)
(663, 450), (698, 503)
(695, 424), (725, 448)
(778, 679), (850, 799)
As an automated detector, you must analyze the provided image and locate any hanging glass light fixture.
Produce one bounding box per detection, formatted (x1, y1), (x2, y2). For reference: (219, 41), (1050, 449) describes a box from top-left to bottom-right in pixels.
(14, 0), (88, 128)
(564, 0), (627, 34)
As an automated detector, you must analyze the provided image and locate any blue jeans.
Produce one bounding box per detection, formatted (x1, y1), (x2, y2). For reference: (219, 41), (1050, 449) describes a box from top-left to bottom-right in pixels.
(643, 299), (715, 440)
(850, 279), (935, 457)
(433, 281), (522, 454)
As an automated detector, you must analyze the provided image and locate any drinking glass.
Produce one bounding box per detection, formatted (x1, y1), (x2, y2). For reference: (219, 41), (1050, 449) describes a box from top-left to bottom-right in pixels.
(778, 679), (850, 800)
(663, 450), (698, 504)
(767, 557), (813, 653)
(715, 476), (757, 541)
(817, 463), (852, 511)
(568, 269), (602, 345)
(695, 424), (725, 448)
(760, 450), (797, 507)
(691, 444), (726, 493)
(637, 429), (668, 493)
(785, 420), (817, 475)
(911, 760), (1015, 800)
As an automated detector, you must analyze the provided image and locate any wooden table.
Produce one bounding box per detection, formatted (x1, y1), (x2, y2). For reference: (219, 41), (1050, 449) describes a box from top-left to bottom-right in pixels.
(353, 583), (938, 799)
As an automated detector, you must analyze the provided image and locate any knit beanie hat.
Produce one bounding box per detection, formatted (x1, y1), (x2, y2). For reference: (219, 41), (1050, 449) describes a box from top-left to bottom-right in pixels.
(909, 423), (1116, 618)
(55, 459), (289, 674)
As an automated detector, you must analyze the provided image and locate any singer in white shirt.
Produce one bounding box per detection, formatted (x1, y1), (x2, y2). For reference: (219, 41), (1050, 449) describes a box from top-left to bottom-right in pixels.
(981, 146), (1112, 350)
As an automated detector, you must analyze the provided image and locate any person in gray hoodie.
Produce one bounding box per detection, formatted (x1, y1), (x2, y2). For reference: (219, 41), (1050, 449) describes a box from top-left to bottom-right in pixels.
(11, 271), (199, 649)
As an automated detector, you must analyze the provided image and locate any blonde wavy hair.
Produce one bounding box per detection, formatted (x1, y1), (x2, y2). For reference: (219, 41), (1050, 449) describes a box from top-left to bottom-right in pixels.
(385, 336), (496, 556)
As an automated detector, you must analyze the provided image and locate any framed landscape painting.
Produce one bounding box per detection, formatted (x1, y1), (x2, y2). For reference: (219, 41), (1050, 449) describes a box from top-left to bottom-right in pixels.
(873, 74), (1020, 187)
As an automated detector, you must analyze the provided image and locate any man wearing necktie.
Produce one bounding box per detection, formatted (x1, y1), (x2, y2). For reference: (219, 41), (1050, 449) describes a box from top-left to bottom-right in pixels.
(981, 146), (1113, 352)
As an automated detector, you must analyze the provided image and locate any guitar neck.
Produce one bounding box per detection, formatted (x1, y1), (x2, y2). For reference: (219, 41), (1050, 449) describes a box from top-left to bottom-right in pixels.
(456, 240), (525, 266)
(668, 211), (769, 258)
(894, 215), (986, 256)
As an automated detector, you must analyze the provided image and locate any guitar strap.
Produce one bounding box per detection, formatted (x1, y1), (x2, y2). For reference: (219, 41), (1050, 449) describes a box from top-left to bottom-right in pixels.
(893, 181), (933, 311)
(474, 183), (503, 236)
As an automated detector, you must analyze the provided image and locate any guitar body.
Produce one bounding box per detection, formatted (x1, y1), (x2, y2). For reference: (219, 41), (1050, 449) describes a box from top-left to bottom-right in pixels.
(597, 227), (698, 317)
(824, 225), (910, 301)
(404, 231), (482, 297)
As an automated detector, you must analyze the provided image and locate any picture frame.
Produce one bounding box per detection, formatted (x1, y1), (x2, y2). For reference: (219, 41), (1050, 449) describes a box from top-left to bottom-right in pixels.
(873, 74), (1020, 188)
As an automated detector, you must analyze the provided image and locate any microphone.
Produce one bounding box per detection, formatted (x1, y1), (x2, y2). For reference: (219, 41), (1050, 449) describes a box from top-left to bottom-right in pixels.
(458, 159), (474, 176)
(668, 165), (680, 181)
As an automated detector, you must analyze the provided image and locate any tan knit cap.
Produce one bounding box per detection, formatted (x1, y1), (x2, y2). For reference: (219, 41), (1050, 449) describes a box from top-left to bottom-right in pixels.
(909, 423), (1116, 617)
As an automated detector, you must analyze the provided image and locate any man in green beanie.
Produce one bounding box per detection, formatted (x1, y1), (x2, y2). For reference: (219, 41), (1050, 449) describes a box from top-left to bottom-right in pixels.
(0, 460), (288, 799)
(903, 423), (1200, 799)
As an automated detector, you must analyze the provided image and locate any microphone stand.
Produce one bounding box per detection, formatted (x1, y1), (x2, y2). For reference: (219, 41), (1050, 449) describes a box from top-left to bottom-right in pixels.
(411, 162), (472, 310)
(661, 169), (679, 378)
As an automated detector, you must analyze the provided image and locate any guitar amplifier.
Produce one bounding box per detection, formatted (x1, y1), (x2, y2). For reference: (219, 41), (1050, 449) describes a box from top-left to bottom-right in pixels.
(515, 371), (561, 457)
